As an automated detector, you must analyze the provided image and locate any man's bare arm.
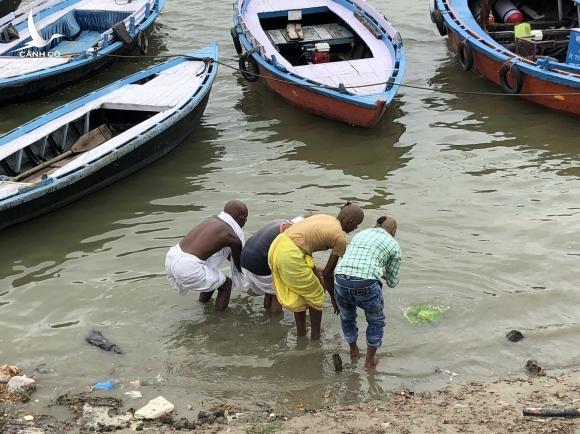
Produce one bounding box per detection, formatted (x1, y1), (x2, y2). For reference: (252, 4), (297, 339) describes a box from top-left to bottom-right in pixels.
(226, 233), (243, 272)
(322, 254), (340, 314)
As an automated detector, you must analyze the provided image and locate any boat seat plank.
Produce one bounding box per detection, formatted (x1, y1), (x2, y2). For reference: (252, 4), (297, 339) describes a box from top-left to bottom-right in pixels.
(54, 30), (101, 55)
(75, 0), (146, 12)
(0, 57), (70, 78)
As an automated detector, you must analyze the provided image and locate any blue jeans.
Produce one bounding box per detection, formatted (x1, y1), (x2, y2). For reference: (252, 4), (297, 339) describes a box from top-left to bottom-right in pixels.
(334, 275), (385, 348)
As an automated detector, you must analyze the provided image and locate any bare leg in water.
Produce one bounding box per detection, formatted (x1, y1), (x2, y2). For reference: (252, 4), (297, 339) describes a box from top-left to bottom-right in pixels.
(364, 345), (379, 370)
(309, 307), (322, 340)
(294, 311), (307, 337)
(349, 342), (360, 361)
(199, 278), (232, 311)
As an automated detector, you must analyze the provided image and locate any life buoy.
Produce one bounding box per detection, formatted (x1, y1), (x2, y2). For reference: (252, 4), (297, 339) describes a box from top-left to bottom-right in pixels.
(456, 40), (473, 71)
(231, 27), (242, 55)
(433, 9), (447, 36)
(499, 62), (523, 94)
(239, 52), (259, 82)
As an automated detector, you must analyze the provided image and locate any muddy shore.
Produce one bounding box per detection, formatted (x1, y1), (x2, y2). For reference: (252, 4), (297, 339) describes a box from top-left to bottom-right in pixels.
(2, 368), (580, 434)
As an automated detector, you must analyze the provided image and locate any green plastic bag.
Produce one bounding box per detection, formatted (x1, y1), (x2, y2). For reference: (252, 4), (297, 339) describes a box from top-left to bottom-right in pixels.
(404, 304), (444, 325)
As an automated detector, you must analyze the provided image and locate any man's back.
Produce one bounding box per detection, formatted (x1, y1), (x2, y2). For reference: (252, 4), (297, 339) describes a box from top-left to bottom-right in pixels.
(336, 227), (401, 287)
(284, 214), (347, 256)
(241, 219), (286, 276)
(180, 217), (236, 261)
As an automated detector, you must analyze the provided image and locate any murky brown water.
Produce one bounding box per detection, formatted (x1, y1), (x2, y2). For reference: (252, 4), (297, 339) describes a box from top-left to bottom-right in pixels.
(1, 0), (580, 415)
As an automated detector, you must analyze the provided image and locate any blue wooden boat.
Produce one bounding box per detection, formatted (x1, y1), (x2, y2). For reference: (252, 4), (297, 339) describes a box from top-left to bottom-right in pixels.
(232, 0), (405, 127)
(431, 0), (580, 116)
(0, 0), (22, 18)
(0, 0), (164, 102)
(0, 44), (218, 230)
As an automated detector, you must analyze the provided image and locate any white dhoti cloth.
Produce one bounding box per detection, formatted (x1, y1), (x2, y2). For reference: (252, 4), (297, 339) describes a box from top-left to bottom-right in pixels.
(165, 211), (248, 295)
(242, 268), (275, 295)
(165, 244), (226, 295)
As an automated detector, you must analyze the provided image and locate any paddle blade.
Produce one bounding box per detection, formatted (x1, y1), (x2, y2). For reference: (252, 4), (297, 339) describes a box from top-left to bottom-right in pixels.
(71, 124), (113, 153)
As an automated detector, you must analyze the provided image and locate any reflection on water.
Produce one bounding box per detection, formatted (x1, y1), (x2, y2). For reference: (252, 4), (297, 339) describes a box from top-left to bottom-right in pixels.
(1, 0), (580, 416)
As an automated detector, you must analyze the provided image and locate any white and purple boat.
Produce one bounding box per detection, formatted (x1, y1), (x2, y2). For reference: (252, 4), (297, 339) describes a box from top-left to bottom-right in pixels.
(232, 0), (405, 127)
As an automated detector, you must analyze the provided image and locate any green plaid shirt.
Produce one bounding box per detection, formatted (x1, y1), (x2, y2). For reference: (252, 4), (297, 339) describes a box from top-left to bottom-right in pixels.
(335, 227), (401, 287)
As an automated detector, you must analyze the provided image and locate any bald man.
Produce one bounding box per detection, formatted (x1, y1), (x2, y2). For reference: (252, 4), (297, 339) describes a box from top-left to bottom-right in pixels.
(165, 200), (248, 311)
(334, 215), (401, 370)
(268, 203), (364, 340)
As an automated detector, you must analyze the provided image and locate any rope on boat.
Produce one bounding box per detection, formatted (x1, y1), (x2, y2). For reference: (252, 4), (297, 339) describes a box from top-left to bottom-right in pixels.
(90, 52), (580, 97)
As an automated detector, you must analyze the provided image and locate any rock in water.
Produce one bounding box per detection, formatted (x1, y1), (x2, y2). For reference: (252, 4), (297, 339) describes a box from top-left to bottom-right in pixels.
(135, 396), (175, 419)
(506, 330), (524, 342)
(525, 360), (546, 377)
(85, 330), (123, 354)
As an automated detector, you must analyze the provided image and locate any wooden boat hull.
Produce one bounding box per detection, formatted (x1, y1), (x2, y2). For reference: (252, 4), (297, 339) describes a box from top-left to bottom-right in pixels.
(433, 0), (580, 116)
(0, 0), (21, 18)
(445, 30), (580, 115)
(259, 67), (387, 127)
(0, 93), (209, 230)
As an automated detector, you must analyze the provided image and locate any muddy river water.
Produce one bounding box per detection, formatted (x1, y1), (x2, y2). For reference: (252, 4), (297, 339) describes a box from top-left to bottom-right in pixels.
(1, 0), (580, 415)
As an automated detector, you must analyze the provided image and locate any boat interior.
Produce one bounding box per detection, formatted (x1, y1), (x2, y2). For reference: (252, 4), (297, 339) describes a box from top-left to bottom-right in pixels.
(0, 9), (132, 56)
(0, 107), (158, 186)
(470, 0), (580, 63)
(259, 7), (373, 66)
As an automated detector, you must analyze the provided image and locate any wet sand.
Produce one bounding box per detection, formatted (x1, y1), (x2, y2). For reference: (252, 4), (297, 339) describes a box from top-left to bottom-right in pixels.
(3, 368), (580, 433)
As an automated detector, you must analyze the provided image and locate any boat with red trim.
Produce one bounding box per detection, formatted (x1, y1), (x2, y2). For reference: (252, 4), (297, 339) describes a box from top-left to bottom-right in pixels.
(232, 0), (405, 127)
(430, 0), (580, 115)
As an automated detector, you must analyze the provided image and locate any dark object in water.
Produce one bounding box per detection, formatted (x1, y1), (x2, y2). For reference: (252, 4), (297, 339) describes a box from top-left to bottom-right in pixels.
(523, 407), (580, 418)
(506, 329), (524, 342)
(332, 353), (343, 372)
(525, 359), (546, 376)
(86, 330), (123, 354)
(53, 392), (122, 416)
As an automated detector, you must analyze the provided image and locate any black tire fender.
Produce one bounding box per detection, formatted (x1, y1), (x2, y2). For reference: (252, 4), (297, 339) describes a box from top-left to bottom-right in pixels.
(434, 9), (447, 36)
(231, 27), (242, 55)
(239, 52), (260, 82)
(499, 62), (523, 94)
(456, 39), (473, 71)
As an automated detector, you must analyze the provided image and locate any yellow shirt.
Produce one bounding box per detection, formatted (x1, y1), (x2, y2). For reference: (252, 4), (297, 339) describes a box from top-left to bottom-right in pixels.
(284, 214), (347, 256)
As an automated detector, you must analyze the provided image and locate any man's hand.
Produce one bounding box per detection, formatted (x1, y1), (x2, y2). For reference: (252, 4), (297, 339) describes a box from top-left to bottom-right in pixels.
(331, 296), (340, 315)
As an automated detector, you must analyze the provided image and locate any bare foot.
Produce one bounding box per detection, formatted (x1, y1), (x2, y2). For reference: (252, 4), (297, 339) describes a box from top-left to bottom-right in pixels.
(364, 355), (380, 371)
(349, 343), (360, 361)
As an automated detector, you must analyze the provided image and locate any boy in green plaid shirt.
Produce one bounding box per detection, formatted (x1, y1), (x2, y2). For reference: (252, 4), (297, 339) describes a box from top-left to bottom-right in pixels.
(334, 215), (400, 370)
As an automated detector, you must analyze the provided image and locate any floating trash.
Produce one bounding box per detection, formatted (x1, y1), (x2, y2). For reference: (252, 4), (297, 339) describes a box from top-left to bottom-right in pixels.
(404, 304), (444, 325)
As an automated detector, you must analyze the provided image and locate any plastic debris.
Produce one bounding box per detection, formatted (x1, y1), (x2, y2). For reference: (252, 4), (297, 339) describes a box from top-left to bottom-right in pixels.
(129, 379), (141, 389)
(124, 391), (143, 399)
(0, 364), (21, 383)
(7, 375), (36, 391)
(23, 415), (34, 421)
(135, 396), (174, 419)
(404, 304), (444, 325)
(92, 380), (118, 390)
(86, 329), (123, 354)
(524, 407), (580, 418)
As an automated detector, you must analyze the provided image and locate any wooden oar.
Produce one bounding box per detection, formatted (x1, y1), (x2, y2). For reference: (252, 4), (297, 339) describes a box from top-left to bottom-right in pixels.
(14, 124), (112, 182)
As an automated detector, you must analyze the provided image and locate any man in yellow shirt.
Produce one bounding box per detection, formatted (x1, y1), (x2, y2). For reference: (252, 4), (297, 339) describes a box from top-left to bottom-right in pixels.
(268, 203), (364, 339)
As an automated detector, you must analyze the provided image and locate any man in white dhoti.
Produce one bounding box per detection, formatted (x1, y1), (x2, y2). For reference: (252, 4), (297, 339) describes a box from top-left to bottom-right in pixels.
(165, 200), (248, 311)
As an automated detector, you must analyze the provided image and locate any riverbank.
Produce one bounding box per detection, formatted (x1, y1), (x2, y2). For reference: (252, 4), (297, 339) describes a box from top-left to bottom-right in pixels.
(3, 367), (579, 433)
